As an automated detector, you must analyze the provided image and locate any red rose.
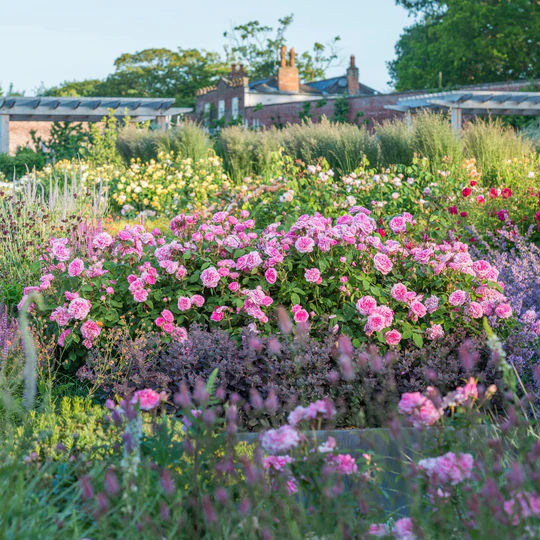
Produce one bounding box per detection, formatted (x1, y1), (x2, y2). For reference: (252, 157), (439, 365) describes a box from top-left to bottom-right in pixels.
(462, 188), (471, 197)
(449, 205), (458, 215)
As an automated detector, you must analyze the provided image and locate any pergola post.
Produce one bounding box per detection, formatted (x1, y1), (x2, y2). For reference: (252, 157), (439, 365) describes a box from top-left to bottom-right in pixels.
(406, 111), (413, 130)
(156, 115), (169, 131)
(451, 107), (463, 134)
(0, 115), (9, 154)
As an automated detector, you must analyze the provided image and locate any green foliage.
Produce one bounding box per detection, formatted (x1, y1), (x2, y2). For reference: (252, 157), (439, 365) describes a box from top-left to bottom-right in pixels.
(224, 14), (341, 81)
(116, 122), (210, 164)
(462, 118), (534, 184)
(31, 122), (90, 161)
(45, 48), (228, 108)
(0, 148), (46, 178)
(299, 102), (312, 123)
(375, 118), (415, 166)
(333, 96), (350, 123)
(84, 114), (124, 167)
(390, 0), (540, 91)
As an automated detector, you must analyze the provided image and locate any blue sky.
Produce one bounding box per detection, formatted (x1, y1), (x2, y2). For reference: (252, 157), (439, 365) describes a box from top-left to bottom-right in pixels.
(0, 0), (410, 95)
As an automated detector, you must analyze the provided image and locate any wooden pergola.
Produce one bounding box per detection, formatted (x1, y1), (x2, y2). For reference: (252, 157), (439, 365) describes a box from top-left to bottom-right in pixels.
(0, 97), (192, 153)
(386, 90), (540, 133)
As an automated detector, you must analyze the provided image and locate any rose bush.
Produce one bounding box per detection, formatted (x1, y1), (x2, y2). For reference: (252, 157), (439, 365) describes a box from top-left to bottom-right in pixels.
(24, 207), (512, 366)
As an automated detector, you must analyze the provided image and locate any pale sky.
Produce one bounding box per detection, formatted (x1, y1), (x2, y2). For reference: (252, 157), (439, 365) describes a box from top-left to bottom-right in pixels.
(0, 0), (410, 96)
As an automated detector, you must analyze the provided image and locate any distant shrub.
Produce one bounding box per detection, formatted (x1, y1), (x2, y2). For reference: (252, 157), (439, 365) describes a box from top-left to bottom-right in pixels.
(116, 122), (210, 163)
(375, 118), (414, 167)
(463, 118), (534, 185)
(0, 148), (46, 179)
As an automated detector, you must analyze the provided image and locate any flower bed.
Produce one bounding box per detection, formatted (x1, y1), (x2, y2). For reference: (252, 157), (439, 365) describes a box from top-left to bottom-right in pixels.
(24, 207), (512, 368)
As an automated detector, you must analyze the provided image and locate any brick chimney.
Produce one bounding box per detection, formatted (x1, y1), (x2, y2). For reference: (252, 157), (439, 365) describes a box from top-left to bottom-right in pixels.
(347, 55), (360, 96)
(277, 46), (300, 93)
(229, 63), (247, 79)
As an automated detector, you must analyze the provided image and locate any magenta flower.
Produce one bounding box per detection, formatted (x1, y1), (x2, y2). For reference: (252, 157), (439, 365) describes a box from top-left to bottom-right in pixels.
(67, 298), (91, 320)
(261, 425), (301, 454)
(177, 296), (192, 312)
(304, 268), (322, 284)
(356, 296), (377, 316)
(131, 388), (163, 411)
(200, 267), (221, 288)
(68, 258), (84, 277)
(373, 253), (393, 275)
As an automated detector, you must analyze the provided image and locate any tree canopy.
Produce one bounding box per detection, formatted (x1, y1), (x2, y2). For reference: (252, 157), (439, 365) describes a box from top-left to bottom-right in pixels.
(44, 15), (341, 104)
(389, 0), (540, 91)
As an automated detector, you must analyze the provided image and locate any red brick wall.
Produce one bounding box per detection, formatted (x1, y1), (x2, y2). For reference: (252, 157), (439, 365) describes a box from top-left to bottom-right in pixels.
(195, 81), (246, 124)
(9, 121), (54, 154)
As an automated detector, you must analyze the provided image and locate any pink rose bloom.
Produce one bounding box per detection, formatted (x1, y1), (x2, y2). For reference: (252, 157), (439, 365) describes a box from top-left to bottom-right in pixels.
(263, 455), (295, 471)
(105, 287), (114, 294)
(304, 399), (336, 421)
(293, 309), (309, 323)
(472, 259), (491, 278)
(291, 304), (302, 314)
(162, 309), (174, 323)
(93, 232), (114, 250)
(495, 303), (513, 319)
(81, 320), (101, 341)
(50, 307), (71, 326)
(398, 392), (426, 414)
(389, 216), (407, 234)
(58, 328), (71, 347)
(373, 253), (393, 275)
(68, 297), (91, 320)
(368, 524), (390, 537)
(448, 290), (468, 306)
(177, 296), (192, 312)
(409, 301), (427, 318)
(201, 267), (221, 288)
(373, 305), (394, 327)
(425, 324), (444, 341)
(51, 239), (70, 261)
(295, 236), (315, 253)
(68, 258), (84, 277)
(418, 452), (474, 486)
(393, 517), (416, 540)
(385, 329), (402, 345)
(261, 425), (301, 454)
(228, 281), (240, 292)
(365, 313), (386, 335)
(304, 268), (322, 284)
(327, 454), (358, 475)
(162, 322), (174, 334)
(131, 388), (162, 411)
(425, 295), (440, 314)
(391, 283), (408, 302)
(465, 301), (484, 319)
(210, 310), (225, 322)
(191, 294), (205, 307)
(356, 296), (377, 316)
(265, 268), (278, 284)
(175, 265), (187, 280)
(133, 288), (149, 303)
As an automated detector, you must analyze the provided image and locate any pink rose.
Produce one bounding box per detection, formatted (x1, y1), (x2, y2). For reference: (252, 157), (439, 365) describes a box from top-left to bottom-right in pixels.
(368, 524), (390, 537)
(495, 303), (512, 319)
(425, 324), (444, 341)
(133, 288), (149, 303)
(68, 258), (84, 277)
(409, 301), (427, 319)
(391, 283), (408, 302)
(326, 454), (358, 475)
(93, 232), (114, 250)
(385, 329), (402, 345)
(373, 253), (393, 275)
(81, 320), (101, 341)
(177, 296), (192, 312)
(131, 388), (163, 411)
(58, 328), (71, 347)
(465, 301), (483, 319)
(68, 297), (91, 320)
(293, 309), (309, 323)
(51, 239), (70, 261)
(393, 517), (415, 540)
(448, 290), (468, 306)
(265, 268), (278, 284)
(228, 281), (240, 292)
(304, 268), (322, 284)
(356, 296), (377, 316)
(364, 313), (386, 335)
(201, 267), (221, 288)
(261, 425), (301, 454)
(389, 216), (407, 234)
(191, 294), (205, 307)
(210, 310), (224, 322)
(295, 236), (315, 253)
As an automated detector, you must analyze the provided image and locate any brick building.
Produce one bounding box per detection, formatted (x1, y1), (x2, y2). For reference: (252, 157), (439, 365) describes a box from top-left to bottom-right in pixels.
(195, 47), (377, 127)
(195, 49), (539, 129)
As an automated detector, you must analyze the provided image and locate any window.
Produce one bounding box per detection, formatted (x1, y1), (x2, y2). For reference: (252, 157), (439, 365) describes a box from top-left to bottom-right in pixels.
(218, 100), (225, 120)
(203, 102), (210, 115)
(231, 97), (239, 119)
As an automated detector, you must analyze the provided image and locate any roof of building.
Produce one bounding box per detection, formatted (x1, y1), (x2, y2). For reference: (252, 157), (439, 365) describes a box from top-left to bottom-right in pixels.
(0, 97), (191, 121)
(386, 90), (540, 115)
(248, 75), (378, 97)
(249, 77), (322, 95)
(306, 76), (378, 96)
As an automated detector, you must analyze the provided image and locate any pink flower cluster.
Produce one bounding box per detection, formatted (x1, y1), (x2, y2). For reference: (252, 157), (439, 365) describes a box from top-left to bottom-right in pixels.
(418, 451), (474, 487)
(288, 399), (336, 426)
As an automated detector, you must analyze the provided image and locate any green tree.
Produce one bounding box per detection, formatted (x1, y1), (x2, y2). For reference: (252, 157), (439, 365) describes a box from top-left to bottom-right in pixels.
(224, 14), (341, 82)
(45, 48), (228, 108)
(389, 0), (540, 91)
